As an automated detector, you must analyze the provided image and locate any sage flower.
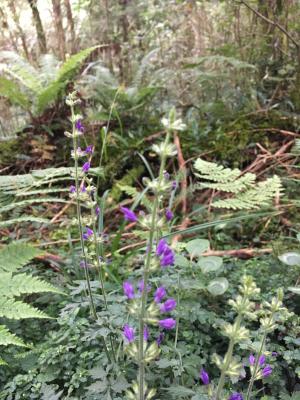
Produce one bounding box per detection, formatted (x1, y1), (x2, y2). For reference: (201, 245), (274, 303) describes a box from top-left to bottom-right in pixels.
(82, 161), (90, 173)
(69, 185), (76, 193)
(138, 280), (151, 293)
(123, 281), (135, 299)
(123, 324), (135, 343)
(160, 248), (175, 267)
(200, 369), (210, 385)
(262, 365), (272, 378)
(156, 239), (168, 256)
(249, 354), (255, 366)
(156, 332), (164, 346)
(228, 393), (243, 400)
(83, 227), (93, 240)
(158, 318), (176, 330)
(95, 205), (100, 216)
(85, 145), (94, 154)
(143, 326), (149, 341)
(75, 119), (84, 132)
(165, 209), (173, 221)
(160, 298), (176, 313)
(259, 354), (266, 366)
(154, 286), (166, 303)
(120, 206), (138, 222)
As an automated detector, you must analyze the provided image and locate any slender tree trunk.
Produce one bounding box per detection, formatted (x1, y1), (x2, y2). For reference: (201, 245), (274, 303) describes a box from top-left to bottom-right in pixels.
(8, 0), (30, 60)
(27, 0), (47, 54)
(51, 0), (66, 60)
(118, 0), (130, 84)
(0, 6), (18, 52)
(63, 0), (76, 53)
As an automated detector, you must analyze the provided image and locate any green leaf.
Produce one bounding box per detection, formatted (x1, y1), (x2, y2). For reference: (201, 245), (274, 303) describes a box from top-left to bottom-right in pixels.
(0, 325), (27, 347)
(0, 298), (49, 319)
(175, 254), (190, 267)
(0, 242), (42, 272)
(164, 386), (195, 398)
(207, 277), (229, 296)
(278, 252), (300, 266)
(186, 239), (210, 258)
(198, 256), (223, 273)
(288, 287), (300, 295)
(0, 217), (49, 228)
(0, 77), (30, 109)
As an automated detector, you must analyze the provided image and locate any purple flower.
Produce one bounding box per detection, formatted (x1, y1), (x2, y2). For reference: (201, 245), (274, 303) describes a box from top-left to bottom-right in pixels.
(200, 369), (210, 385)
(158, 318), (176, 330)
(81, 184), (86, 192)
(70, 185), (76, 193)
(75, 119), (84, 132)
(138, 280), (151, 293)
(123, 281), (135, 299)
(154, 286), (167, 303)
(82, 161), (90, 173)
(228, 393), (243, 400)
(123, 324), (135, 343)
(95, 205), (100, 216)
(160, 298), (177, 313)
(249, 354), (255, 366)
(163, 172), (170, 180)
(85, 145), (94, 154)
(259, 354), (266, 366)
(120, 206), (138, 222)
(160, 248), (175, 267)
(272, 352), (278, 357)
(172, 181), (177, 190)
(83, 227), (93, 240)
(156, 239), (168, 256)
(156, 332), (164, 346)
(262, 365), (272, 378)
(165, 209), (173, 221)
(143, 326), (149, 341)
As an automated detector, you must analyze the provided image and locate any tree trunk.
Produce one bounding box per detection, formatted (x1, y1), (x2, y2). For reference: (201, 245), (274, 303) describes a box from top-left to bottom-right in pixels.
(8, 0), (30, 60)
(27, 0), (47, 54)
(63, 0), (76, 53)
(0, 6), (18, 52)
(51, 0), (66, 60)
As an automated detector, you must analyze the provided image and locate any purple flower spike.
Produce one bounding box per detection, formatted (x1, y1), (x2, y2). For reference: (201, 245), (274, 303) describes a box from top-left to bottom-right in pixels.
(158, 318), (176, 330)
(123, 324), (135, 343)
(143, 326), (149, 341)
(70, 185), (76, 193)
(160, 249), (175, 267)
(249, 354), (255, 366)
(165, 209), (173, 221)
(156, 239), (168, 256)
(154, 286), (167, 303)
(120, 206), (138, 222)
(228, 393), (243, 400)
(123, 281), (135, 299)
(160, 298), (177, 313)
(83, 227), (93, 240)
(82, 161), (90, 173)
(259, 354), (266, 366)
(75, 119), (84, 132)
(85, 145), (94, 154)
(200, 369), (210, 385)
(262, 365), (272, 378)
(156, 332), (164, 346)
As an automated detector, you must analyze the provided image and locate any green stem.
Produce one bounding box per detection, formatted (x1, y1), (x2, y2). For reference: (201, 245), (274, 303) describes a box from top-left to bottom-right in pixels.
(215, 313), (243, 400)
(138, 130), (171, 400)
(71, 105), (97, 320)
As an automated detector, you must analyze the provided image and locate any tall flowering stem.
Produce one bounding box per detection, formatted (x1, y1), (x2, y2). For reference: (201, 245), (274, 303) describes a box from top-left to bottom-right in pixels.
(138, 128), (171, 400)
(214, 276), (260, 400)
(67, 94), (97, 319)
(245, 289), (286, 400)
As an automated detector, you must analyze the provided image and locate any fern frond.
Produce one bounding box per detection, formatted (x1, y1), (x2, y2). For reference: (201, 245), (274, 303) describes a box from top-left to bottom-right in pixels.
(213, 176), (282, 209)
(194, 158), (242, 183)
(0, 273), (63, 297)
(199, 173), (256, 193)
(0, 77), (30, 109)
(0, 198), (68, 214)
(0, 325), (27, 347)
(0, 243), (42, 272)
(37, 46), (99, 113)
(0, 298), (49, 319)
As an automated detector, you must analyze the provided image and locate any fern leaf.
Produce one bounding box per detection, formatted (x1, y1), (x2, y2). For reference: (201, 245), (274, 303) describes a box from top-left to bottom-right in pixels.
(0, 298), (49, 319)
(0, 273), (63, 297)
(0, 242), (42, 272)
(0, 217), (49, 228)
(36, 46), (99, 113)
(194, 158), (242, 183)
(199, 173), (256, 193)
(0, 77), (30, 109)
(0, 325), (27, 347)
(0, 198), (68, 214)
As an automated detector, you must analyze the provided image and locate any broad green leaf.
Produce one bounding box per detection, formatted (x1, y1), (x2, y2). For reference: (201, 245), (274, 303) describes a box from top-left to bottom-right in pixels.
(175, 254), (190, 267)
(278, 252), (300, 266)
(207, 277), (229, 296)
(186, 239), (210, 258)
(198, 256), (223, 273)
(288, 286), (300, 295)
